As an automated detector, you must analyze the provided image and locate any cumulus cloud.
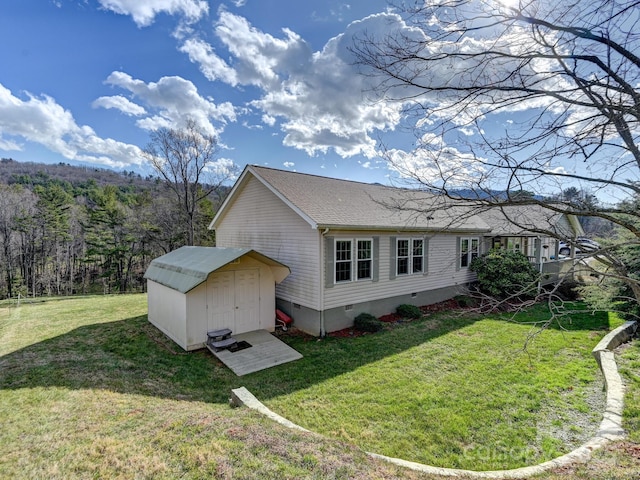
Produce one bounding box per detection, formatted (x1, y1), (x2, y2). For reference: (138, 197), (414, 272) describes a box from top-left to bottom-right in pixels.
(179, 37), (239, 85)
(92, 95), (146, 116)
(103, 71), (236, 136)
(98, 0), (208, 27)
(0, 83), (143, 168)
(385, 133), (485, 187)
(180, 11), (406, 159)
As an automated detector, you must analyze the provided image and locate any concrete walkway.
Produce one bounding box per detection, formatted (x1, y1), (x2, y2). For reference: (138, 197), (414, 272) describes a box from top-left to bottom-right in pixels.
(210, 330), (302, 376)
(230, 320), (637, 479)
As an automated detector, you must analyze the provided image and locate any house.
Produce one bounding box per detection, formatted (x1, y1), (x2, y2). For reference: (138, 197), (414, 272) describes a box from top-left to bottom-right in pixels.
(478, 204), (584, 259)
(144, 246), (290, 351)
(210, 166), (582, 336)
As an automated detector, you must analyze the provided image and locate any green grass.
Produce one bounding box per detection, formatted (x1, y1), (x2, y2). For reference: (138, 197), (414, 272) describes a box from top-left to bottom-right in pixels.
(0, 294), (638, 478)
(243, 306), (622, 470)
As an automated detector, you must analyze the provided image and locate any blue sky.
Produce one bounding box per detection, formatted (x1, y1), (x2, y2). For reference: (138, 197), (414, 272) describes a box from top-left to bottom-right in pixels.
(0, 0), (407, 184)
(0, 0), (635, 203)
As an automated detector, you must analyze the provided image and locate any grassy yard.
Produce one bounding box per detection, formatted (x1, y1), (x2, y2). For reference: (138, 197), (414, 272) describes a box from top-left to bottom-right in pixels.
(1, 294), (638, 479)
(245, 305), (621, 470)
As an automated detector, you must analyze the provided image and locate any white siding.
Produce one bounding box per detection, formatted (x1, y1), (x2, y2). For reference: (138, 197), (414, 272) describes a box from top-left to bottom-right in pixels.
(215, 176), (321, 309)
(147, 280), (188, 350)
(323, 232), (475, 310)
(185, 282), (207, 350)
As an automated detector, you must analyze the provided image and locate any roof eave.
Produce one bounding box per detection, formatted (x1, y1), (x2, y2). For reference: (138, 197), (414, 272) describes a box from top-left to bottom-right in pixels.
(315, 224), (492, 233)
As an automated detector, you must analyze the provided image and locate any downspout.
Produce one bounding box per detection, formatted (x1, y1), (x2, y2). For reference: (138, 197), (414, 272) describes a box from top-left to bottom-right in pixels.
(320, 227), (330, 337)
(535, 236), (543, 294)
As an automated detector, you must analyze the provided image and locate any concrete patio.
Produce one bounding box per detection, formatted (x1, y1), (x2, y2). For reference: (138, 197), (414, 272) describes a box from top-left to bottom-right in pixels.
(207, 329), (302, 376)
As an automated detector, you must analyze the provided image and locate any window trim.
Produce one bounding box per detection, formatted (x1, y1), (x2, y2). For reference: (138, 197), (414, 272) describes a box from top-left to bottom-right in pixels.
(333, 237), (374, 284)
(396, 237), (425, 276)
(334, 239), (352, 283)
(459, 236), (480, 269)
(356, 238), (373, 281)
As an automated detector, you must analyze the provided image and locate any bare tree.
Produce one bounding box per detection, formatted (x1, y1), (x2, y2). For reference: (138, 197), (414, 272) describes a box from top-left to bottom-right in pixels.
(352, 0), (640, 316)
(142, 119), (237, 246)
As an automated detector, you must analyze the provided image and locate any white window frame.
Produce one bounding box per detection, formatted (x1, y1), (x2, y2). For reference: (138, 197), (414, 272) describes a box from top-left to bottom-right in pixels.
(396, 237), (425, 275)
(334, 238), (373, 283)
(356, 238), (373, 281)
(334, 239), (352, 283)
(460, 237), (480, 268)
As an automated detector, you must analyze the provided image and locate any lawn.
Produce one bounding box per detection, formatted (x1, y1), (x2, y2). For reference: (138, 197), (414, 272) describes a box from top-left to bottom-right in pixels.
(0, 294), (638, 479)
(244, 304), (622, 470)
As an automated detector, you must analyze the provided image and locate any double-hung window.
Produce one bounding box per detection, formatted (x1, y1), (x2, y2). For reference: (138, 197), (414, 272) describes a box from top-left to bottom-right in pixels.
(356, 239), (372, 280)
(396, 238), (424, 275)
(460, 237), (479, 268)
(335, 240), (352, 282)
(334, 238), (373, 283)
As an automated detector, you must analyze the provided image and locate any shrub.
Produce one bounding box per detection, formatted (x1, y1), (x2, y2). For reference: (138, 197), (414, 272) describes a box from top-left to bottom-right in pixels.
(396, 304), (422, 319)
(454, 295), (478, 308)
(553, 280), (583, 301)
(470, 249), (539, 299)
(353, 313), (383, 332)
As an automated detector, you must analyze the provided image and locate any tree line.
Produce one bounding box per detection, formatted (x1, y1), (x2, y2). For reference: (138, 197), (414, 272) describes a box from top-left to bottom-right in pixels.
(0, 160), (227, 299)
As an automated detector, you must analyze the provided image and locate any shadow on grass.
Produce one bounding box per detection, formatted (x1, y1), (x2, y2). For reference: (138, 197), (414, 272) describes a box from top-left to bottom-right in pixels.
(0, 305), (613, 406)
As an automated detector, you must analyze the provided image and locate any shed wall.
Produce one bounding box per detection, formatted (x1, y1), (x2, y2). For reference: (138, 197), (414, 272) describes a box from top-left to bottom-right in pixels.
(147, 280), (188, 350)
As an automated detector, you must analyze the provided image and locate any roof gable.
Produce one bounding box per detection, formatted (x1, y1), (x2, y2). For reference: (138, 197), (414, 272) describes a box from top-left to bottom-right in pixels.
(211, 165), (491, 233)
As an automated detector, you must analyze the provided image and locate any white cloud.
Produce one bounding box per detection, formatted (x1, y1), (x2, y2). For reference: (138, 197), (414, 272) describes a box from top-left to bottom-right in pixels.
(179, 37), (239, 85)
(385, 133), (485, 187)
(104, 71), (236, 136)
(0, 83), (143, 168)
(283, 161), (295, 168)
(92, 95), (146, 116)
(97, 0), (208, 27)
(261, 114), (276, 127)
(180, 11), (406, 159)
(205, 157), (238, 179)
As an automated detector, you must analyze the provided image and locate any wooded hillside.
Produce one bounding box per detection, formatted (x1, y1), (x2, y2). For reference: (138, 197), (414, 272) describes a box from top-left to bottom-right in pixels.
(0, 158), (228, 298)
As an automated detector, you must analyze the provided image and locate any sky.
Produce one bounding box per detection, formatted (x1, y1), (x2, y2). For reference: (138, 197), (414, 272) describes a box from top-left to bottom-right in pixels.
(0, 0), (410, 184)
(0, 0), (636, 202)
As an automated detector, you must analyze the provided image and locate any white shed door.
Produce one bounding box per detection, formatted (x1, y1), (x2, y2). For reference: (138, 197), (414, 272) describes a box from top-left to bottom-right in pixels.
(207, 269), (260, 334)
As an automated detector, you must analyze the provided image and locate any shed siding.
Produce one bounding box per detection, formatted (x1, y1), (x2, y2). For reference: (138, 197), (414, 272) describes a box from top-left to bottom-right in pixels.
(185, 281), (207, 350)
(215, 175), (320, 309)
(147, 280), (188, 350)
(323, 232), (475, 310)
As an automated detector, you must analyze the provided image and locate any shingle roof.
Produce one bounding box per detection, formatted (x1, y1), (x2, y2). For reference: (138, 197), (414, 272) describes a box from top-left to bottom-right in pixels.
(477, 204), (582, 237)
(144, 246), (290, 293)
(242, 165), (491, 232)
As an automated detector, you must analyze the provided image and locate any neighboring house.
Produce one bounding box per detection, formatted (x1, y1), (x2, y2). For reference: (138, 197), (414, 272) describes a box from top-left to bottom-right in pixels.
(210, 165), (582, 336)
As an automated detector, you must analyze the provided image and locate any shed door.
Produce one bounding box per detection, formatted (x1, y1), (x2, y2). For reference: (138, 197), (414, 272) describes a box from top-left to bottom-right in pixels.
(207, 269), (260, 334)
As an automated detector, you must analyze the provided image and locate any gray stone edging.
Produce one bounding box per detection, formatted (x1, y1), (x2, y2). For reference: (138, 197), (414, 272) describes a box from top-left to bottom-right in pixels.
(229, 320), (638, 479)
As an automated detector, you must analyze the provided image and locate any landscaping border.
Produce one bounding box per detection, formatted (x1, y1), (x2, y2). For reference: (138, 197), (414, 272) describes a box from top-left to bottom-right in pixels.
(229, 320), (637, 479)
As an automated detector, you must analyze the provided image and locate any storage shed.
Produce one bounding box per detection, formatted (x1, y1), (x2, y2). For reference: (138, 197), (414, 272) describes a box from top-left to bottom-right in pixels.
(144, 246), (290, 351)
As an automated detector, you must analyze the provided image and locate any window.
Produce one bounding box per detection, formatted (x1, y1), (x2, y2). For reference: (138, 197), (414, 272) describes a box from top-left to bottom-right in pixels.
(460, 237), (479, 268)
(357, 239), (372, 280)
(397, 238), (424, 275)
(335, 240), (351, 282)
(334, 238), (373, 283)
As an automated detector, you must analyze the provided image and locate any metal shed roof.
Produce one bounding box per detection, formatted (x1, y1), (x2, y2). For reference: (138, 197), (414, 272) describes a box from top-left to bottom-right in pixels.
(144, 246), (290, 293)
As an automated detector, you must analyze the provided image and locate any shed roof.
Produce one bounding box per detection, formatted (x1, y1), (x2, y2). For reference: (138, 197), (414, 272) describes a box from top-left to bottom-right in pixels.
(144, 246), (290, 293)
(211, 165), (491, 233)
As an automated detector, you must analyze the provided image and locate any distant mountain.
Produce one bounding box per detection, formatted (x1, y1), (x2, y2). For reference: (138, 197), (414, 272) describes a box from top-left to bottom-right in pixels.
(0, 157), (158, 190)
